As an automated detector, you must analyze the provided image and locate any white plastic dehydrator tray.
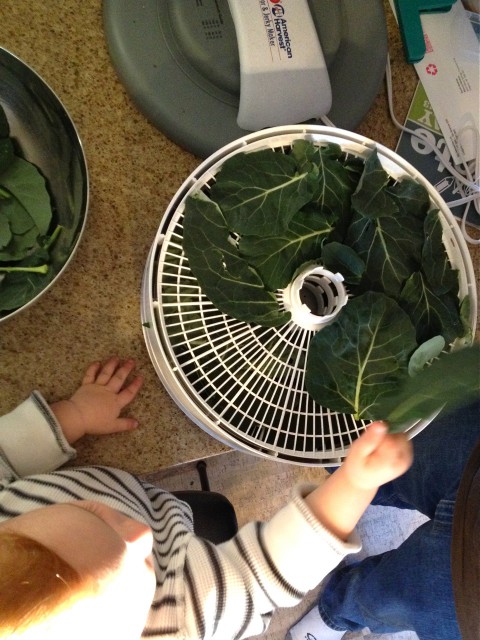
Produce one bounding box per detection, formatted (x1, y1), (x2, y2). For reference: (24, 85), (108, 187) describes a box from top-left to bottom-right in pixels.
(141, 126), (477, 466)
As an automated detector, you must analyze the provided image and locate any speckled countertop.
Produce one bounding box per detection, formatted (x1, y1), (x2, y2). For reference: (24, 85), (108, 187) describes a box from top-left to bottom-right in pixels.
(0, 1), (478, 474)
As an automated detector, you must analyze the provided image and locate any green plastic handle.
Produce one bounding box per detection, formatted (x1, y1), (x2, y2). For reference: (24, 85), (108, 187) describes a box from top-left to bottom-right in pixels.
(394, 0), (455, 63)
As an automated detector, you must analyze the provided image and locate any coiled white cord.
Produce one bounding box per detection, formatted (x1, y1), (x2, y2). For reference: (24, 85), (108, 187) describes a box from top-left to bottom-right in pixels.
(385, 55), (480, 245)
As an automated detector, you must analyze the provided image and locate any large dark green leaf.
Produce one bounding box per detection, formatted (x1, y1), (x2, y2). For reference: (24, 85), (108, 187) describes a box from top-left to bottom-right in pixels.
(305, 292), (417, 419)
(0, 117), (57, 313)
(209, 149), (317, 237)
(0, 156), (52, 235)
(0, 196), (38, 260)
(1, 195), (36, 235)
(351, 149), (398, 219)
(0, 212), (11, 249)
(182, 192), (290, 327)
(0, 138), (14, 174)
(386, 176), (430, 220)
(375, 344), (480, 432)
(321, 241), (365, 285)
(291, 141), (353, 221)
(341, 154), (365, 191)
(399, 271), (464, 345)
(0, 226), (39, 262)
(347, 212), (423, 297)
(238, 209), (333, 291)
(421, 210), (459, 295)
(0, 251), (54, 311)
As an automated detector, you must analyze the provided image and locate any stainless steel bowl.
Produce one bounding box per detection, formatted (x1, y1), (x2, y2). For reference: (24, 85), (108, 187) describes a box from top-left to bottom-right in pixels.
(0, 48), (88, 322)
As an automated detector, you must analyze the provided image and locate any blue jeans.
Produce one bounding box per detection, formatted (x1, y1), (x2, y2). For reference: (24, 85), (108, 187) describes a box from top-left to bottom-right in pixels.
(319, 401), (480, 640)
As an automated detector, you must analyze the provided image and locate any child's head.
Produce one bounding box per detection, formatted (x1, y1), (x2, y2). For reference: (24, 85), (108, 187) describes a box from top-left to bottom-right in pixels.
(0, 530), (88, 636)
(0, 502), (156, 639)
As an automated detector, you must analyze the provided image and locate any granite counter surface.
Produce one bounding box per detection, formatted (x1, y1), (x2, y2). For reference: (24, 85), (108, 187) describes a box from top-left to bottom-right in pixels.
(0, 1), (478, 474)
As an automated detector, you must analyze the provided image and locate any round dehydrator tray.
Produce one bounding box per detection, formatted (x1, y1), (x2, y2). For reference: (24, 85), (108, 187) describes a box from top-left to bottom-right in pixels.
(141, 126), (477, 466)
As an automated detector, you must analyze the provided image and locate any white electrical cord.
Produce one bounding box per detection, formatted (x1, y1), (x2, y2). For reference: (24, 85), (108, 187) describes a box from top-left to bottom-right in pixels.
(321, 56), (480, 245)
(385, 55), (480, 245)
(319, 114), (336, 128)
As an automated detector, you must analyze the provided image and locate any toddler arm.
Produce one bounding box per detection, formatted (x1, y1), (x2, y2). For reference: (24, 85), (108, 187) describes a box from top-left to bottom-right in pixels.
(0, 392), (76, 480)
(0, 357), (143, 479)
(305, 422), (413, 540)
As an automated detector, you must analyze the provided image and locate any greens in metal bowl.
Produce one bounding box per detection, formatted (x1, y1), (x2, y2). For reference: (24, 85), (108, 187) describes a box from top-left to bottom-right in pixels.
(0, 48), (88, 322)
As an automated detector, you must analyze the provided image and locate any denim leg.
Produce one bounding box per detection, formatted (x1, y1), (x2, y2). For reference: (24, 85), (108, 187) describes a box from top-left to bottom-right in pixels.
(318, 402), (480, 638)
(319, 499), (460, 640)
(372, 401), (480, 517)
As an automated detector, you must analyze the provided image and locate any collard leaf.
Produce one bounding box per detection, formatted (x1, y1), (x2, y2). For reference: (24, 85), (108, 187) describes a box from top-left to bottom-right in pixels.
(0, 252), (54, 311)
(0, 274), (50, 311)
(347, 212), (423, 297)
(0, 156), (52, 235)
(209, 149), (317, 237)
(0, 120), (57, 313)
(182, 192), (290, 327)
(375, 344), (480, 432)
(305, 292), (417, 419)
(399, 271), (464, 345)
(0, 226), (39, 261)
(386, 176), (430, 220)
(351, 149), (398, 219)
(291, 140), (343, 174)
(1, 195), (36, 235)
(238, 209), (333, 291)
(291, 141), (353, 221)
(0, 196), (40, 261)
(0, 138), (14, 174)
(341, 154), (365, 190)
(421, 209), (459, 294)
(408, 335), (445, 377)
(0, 212), (11, 249)
(321, 241), (365, 285)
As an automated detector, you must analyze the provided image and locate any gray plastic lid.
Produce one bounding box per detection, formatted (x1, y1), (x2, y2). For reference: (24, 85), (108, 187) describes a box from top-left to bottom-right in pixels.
(103, 0), (388, 158)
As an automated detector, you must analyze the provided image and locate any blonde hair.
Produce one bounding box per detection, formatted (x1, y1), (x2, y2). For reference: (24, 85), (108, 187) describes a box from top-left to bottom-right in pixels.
(0, 531), (95, 637)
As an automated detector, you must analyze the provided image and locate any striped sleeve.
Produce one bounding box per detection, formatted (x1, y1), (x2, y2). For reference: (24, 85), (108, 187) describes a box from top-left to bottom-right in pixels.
(182, 484), (361, 640)
(0, 392), (76, 481)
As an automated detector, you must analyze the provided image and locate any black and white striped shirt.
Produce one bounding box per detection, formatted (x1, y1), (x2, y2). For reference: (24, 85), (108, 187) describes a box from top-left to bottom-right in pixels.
(0, 392), (360, 639)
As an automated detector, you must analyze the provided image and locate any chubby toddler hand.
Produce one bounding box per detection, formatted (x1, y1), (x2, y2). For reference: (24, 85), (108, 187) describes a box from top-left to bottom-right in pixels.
(342, 422), (413, 492)
(50, 357), (144, 444)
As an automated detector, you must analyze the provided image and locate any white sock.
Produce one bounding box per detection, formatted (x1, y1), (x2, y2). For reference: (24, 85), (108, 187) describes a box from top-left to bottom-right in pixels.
(286, 604), (346, 640)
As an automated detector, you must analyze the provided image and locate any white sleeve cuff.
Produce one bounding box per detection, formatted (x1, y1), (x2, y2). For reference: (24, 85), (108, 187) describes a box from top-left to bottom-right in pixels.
(262, 483), (361, 592)
(0, 392), (76, 478)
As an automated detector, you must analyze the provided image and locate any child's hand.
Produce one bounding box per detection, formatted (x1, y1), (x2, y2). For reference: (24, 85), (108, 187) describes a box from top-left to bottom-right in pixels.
(305, 423), (413, 541)
(50, 357), (144, 444)
(341, 422), (413, 492)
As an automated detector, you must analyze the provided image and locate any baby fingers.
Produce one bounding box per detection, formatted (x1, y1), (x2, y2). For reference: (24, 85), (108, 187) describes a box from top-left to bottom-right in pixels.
(82, 361), (102, 385)
(91, 357), (137, 391)
(117, 373), (144, 408)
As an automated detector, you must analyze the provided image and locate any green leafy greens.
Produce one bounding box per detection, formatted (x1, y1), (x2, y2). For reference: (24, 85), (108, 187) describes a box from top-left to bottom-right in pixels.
(375, 343), (479, 432)
(305, 291), (417, 419)
(182, 141), (471, 422)
(182, 191), (289, 327)
(0, 104), (59, 313)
